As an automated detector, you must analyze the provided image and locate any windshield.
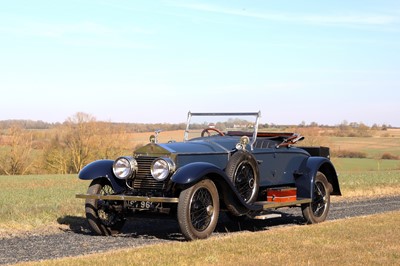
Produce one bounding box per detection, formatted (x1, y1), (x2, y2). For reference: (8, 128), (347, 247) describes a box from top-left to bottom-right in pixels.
(184, 112), (261, 143)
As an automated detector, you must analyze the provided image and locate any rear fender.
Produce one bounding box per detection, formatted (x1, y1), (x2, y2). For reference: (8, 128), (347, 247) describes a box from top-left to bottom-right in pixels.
(78, 160), (126, 193)
(296, 157), (341, 199)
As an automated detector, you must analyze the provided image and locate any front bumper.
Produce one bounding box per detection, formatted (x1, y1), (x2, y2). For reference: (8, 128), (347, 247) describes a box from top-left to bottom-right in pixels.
(76, 194), (179, 203)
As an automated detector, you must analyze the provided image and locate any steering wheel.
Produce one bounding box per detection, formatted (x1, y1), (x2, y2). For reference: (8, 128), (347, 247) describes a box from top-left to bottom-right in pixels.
(201, 127), (225, 137)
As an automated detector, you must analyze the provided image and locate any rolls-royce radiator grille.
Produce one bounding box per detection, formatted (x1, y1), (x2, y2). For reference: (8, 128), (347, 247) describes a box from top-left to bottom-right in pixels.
(133, 156), (165, 190)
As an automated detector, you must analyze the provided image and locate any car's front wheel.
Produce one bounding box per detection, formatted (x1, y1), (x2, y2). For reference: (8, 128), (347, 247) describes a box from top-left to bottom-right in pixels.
(301, 172), (332, 224)
(85, 178), (125, 235)
(177, 179), (220, 240)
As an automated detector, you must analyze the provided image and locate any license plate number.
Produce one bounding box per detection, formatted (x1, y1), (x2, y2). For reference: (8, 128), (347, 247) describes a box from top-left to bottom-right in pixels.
(129, 201), (153, 209)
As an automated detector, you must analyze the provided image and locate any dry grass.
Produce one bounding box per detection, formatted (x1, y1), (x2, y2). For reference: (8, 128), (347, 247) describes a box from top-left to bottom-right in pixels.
(15, 211), (400, 266)
(329, 135), (400, 158)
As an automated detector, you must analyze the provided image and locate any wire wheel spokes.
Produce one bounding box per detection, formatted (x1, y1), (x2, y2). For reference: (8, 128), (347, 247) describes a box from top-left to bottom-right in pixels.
(312, 181), (327, 217)
(97, 184), (118, 226)
(178, 179), (220, 240)
(101, 184), (114, 195)
(234, 162), (255, 202)
(190, 188), (214, 231)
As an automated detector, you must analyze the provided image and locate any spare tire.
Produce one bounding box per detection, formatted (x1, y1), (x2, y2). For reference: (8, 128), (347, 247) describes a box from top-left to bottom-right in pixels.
(225, 151), (259, 203)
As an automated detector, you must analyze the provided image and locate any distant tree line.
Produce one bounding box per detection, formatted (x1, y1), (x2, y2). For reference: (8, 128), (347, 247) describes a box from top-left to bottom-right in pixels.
(0, 120), (59, 130)
(0, 119), (187, 133)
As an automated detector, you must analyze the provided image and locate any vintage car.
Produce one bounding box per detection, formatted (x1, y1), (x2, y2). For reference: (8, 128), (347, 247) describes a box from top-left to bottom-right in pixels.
(76, 112), (341, 240)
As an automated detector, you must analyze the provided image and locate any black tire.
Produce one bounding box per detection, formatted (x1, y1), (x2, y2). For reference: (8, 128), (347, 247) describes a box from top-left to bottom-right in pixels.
(177, 179), (220, 240)
(301, 172), (331, 224)
(85, 178), (125, 235)
(225, 151), (259, 203)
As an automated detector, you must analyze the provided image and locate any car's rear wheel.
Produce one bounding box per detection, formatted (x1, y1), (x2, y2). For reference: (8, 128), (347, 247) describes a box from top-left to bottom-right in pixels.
(177, 179), (220, 240)
(225, 151), (259, 203)
(301, 172), (331, 224)
(85, 178), (125, 235)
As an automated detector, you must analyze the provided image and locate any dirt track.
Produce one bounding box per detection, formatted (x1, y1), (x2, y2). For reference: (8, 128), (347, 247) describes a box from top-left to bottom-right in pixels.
(1, 196), (400, 265)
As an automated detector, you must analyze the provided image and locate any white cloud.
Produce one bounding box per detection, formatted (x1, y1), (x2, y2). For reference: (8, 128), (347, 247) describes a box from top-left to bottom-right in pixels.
(171, 2), (399, 29)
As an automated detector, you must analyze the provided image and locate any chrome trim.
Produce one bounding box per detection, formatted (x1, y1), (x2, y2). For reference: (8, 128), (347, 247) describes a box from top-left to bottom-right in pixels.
(134, 156), (165, 190)
(250, 111), (261, 151)
(184, 111), (192, 141)
(76, 194), (179, 203)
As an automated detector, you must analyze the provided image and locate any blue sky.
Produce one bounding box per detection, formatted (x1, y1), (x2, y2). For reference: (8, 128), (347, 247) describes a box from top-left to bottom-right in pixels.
(1, 0), (399, 126)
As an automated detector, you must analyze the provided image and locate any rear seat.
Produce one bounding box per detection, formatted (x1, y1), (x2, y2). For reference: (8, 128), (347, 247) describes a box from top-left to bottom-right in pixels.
(254, 139), (279, 149)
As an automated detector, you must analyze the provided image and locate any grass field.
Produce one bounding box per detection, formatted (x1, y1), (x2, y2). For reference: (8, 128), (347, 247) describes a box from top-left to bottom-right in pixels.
(333, 157), (400, 171)
(329, 136), (400, 158)
(0, 174), (86, 233)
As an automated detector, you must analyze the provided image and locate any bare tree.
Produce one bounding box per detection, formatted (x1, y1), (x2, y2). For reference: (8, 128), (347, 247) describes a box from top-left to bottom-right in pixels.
(63, 112), (97, 173)
(91, 122), (128, 160)
(42, 112), (130, 174)
(43, 137), (70, 174)
(0, 126), (34, 175)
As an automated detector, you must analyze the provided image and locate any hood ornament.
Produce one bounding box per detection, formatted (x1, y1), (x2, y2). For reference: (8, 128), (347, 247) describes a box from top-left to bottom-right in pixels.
(150, 129), (162, 144)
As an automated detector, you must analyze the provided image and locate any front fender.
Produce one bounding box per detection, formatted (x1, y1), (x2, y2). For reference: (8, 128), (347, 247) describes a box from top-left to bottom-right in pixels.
(171, 162), (262, 213)
(78, 160), (126, 193)
(297, 157), (341, 199)
(171, 162), (227, 185)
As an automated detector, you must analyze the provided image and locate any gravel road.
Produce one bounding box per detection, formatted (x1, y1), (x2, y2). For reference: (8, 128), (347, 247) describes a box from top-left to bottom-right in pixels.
(1, 196), (399, 265)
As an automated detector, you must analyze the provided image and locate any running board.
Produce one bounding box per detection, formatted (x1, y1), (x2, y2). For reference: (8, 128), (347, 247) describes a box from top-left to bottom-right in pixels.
(253, 198), (311, 210)
(253, 213), (282, 220)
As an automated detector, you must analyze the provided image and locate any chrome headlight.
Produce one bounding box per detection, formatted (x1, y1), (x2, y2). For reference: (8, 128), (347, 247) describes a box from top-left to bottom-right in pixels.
(113, 156), (137, 179)
(151, 158), (176, 181)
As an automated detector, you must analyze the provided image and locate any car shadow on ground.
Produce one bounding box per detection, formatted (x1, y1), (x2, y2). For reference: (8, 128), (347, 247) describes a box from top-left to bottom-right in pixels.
(58, 210), (306, 241)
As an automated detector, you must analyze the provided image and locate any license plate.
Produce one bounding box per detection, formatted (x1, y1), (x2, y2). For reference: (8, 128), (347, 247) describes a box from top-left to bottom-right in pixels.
(129, 200), (154, 209)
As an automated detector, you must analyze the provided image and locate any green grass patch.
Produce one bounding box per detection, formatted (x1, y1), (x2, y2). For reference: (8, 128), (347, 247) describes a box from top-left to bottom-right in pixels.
(15, 211), (400, 266)
(338, 170), (400, 197)
(332, 158), (400, 171)
(0, 174), (88, 230)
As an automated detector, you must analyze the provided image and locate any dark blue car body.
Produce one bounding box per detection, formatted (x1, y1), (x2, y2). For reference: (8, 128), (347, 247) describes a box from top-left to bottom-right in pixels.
(77, 112), (341, 240)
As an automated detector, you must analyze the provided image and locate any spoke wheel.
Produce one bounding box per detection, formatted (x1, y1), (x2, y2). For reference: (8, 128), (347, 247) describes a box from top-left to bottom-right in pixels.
(301, 172), (331, 224)
(85, 178), (125, 235)
(225, 151), (259, 203)
(178, 179), (220, 240)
